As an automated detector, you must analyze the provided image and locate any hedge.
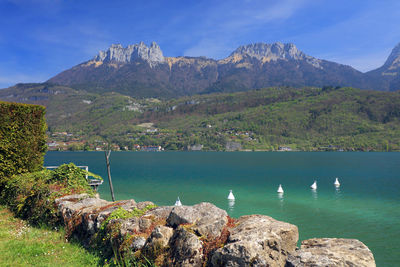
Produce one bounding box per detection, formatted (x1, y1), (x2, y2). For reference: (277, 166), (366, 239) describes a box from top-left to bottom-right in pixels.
(0, 101), (47, 184)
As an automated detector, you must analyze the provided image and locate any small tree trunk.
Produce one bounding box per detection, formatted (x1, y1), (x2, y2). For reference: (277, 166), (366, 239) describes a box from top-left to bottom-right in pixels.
(105, 150), (115, 201)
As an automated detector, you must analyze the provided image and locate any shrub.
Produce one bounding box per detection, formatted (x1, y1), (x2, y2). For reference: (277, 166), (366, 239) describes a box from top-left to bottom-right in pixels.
(0, 163), (98, 226)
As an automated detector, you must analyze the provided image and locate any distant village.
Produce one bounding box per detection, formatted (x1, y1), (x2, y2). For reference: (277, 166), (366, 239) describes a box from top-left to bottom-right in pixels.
(47, 131), (164, 152)
(46, 130), (347, 152)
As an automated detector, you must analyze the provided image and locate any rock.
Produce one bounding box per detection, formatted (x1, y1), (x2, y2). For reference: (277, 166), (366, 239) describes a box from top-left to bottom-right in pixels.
(112, 201), (157, 237)
(382, 42), (400, 70)
(53, 195), (376, 267)
(146, 206), (174, 220)
(210, 214), (298, 267)
(230, 42), (322, 68)
(146, 225), (174, 248)
(142, 225), (174, 261)
(94, 42), (165, 66)
(130, 236), (146, 251)
(117, 215), (155, 237)
(57, 197), (110, 221)
(170, 226), (204, 267)
(115, 199), (137, 210)
(119, 217), (141, 236)
(167, 202), (228, 238)
(286, 238), (376, 267)
(95, 199), (137, 228)
(135, 201), (155, 210)
(55, 193), (90, 205)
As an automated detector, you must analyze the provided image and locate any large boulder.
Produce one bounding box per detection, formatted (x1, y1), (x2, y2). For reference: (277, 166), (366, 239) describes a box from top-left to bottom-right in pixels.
(210, 214), (298, 267)
(53, 194), (376, 267)
(95, 199), (139, 230)
(118, 216), (155, 236)
(142, 225), (174, 264)
(167, 202), (228, 238)
(146, 206), (174, 220)
(286, 238), (376, 267)
(145, 225), (174, 248)
(57, 196), (110, 221)
(169, 226), (204, 267)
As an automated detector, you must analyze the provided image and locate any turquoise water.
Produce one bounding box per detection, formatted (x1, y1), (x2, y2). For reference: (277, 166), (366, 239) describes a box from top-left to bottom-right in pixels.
(45, 152), (400, 266)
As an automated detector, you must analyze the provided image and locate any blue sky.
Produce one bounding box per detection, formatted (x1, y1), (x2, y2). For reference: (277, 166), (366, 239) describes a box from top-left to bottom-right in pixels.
(1, 0), (400, 88)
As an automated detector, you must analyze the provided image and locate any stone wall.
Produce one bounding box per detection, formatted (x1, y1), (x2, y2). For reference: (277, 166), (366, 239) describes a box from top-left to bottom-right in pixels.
(56, 194), (375, 266)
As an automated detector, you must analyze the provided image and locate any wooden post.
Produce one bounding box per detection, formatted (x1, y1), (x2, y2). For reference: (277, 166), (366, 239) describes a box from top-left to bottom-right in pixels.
(105, 150), (115, 201)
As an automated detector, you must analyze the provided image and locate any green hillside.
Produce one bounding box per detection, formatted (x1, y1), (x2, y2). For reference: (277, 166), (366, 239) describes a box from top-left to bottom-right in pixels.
(39, 86), (400, 151)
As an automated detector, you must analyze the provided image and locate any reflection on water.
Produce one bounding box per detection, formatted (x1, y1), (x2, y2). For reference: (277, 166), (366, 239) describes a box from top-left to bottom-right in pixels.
(335, 186), (342, 200)
(228, 199), (235, 213)
(277, 192), (284, 208)
(311, 188), (320, 212)
(311, 188), (318, 199)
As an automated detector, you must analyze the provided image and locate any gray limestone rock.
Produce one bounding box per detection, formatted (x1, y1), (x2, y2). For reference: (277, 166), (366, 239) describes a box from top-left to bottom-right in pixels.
(135, 201), (155, 210)
(119, 217), (141, 236)
(210, 214), (298, 267)
(57, 197), (110, 221)
(167, 202), (228, 238)
(95, 199), (137, 229)
(286, 238), (376, 267)
(54, 193), (90, 205)
(146, 206), (174, 220)
(231, 42), (322, 69)
(130, 236), (147, 251)
(53, 194), (376, 267)
(94, 42), (165, 67)
(170, 226), (204, 267)
(143, 225), (174, 260)
(147, 225), (174, 248)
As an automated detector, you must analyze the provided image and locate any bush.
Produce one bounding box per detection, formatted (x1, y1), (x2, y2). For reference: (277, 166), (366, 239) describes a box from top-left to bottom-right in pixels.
(0, 163), (98, 226)
(0, 101), (47, 184)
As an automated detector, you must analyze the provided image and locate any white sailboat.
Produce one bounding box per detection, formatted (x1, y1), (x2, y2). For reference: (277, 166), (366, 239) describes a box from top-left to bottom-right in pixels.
(174, 196), (182, 206)
(310, 181), (317, 190)
(334, 178), (340, 187)
(277, 184), (284, 194)
(227, 190), (235, 200)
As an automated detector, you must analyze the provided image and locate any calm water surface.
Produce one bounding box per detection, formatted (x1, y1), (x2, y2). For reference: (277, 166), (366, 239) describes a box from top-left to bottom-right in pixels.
(45, 152), (400, 266)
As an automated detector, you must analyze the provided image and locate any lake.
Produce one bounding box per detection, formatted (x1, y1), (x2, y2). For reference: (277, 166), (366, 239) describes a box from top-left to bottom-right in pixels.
(45, 151), (400, 266)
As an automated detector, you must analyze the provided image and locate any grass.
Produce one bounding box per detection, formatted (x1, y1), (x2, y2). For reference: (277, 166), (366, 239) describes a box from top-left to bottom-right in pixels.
(0, 205), (99, 267)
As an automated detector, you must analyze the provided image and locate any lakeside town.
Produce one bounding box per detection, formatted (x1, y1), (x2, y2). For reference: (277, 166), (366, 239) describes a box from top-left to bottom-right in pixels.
(46, 131), (350, 152)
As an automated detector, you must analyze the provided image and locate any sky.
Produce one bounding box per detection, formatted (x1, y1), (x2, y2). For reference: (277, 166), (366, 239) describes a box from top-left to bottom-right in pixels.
(0, 0), (400, 88)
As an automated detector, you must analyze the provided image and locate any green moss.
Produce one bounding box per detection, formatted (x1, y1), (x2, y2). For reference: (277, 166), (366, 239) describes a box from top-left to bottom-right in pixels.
(101, 205), (157, 231)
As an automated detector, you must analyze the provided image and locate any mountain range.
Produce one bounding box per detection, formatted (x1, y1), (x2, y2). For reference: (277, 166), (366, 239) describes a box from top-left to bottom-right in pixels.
(1, 41), (400, 151)
(40, 41), (400, 98)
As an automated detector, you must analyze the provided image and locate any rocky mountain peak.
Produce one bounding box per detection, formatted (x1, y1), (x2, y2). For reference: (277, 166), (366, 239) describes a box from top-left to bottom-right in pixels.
(94, 42), (165, 67)
(230, 42), (322, 68)
(231, 42), (300, 60)
(382, 42), (400, 70)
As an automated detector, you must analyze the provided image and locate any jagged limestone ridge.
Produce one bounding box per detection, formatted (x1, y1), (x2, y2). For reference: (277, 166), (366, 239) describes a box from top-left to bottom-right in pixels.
(230, 42), (323, 69)
(94, 41), (165, 67)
